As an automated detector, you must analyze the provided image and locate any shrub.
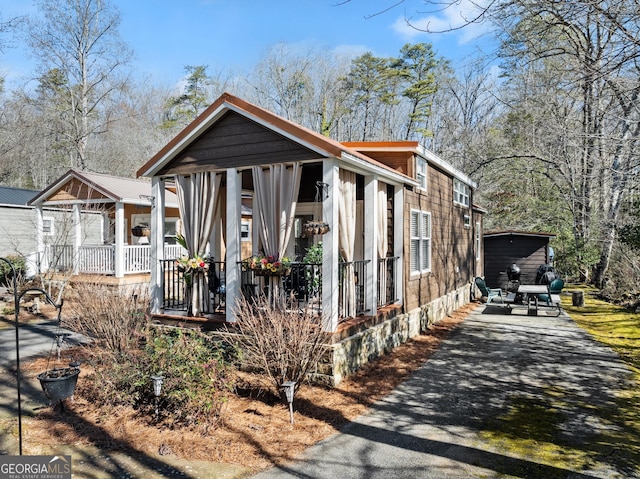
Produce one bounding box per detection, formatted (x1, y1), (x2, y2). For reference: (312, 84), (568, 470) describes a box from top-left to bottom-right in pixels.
(80, 327), (239, 428)
(63, 283), (147, 353)
(228, 294), (328, 398)
(0, 255), (26, 287)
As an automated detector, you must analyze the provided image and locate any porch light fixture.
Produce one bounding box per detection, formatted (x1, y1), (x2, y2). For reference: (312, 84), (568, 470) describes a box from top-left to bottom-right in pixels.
(150, 374), (164, 420)
(281, 381), (296, 425)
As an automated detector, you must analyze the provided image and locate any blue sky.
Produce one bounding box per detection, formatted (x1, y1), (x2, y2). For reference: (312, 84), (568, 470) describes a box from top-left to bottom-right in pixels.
(2, 0), (493, 89)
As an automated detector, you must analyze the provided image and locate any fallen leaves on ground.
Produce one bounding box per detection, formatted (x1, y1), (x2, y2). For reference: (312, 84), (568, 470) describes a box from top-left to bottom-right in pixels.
(20, 303), (473, 472)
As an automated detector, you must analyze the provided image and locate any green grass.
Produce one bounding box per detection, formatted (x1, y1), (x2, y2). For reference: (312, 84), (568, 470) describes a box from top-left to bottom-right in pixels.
(479, 286), (640, 478)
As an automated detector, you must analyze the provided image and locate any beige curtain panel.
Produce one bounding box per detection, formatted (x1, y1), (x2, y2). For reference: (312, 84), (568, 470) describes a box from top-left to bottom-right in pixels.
(176, 171), (221, 316)
(339, 169), (357, 319)
(251, 163), (302, 258)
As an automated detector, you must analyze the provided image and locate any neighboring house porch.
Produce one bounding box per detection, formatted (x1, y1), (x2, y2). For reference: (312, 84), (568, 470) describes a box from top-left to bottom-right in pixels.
(28, 169), (182, 284)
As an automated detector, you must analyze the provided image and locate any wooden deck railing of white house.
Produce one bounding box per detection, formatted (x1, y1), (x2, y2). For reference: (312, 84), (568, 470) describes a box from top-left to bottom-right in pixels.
(47, 244), (186, 275)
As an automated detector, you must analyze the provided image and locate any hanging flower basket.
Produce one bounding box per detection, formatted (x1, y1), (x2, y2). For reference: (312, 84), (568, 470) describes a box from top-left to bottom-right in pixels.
(131, 224), (151, 237)
(37, 366), (80, 402)
(244, 255), (291, 276)
(303, 221), (330, 236)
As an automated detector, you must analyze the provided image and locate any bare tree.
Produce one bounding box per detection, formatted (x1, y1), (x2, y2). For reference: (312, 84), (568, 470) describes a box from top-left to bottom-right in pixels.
(25, 0), (133, 171)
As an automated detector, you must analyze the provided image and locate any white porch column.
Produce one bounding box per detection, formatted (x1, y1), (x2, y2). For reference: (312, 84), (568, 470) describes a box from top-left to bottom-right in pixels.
(72, 204), (81, 275)
(34, 206), (47, 273)
(393, 184), (404, 305)
(364, 175), (378, 314)
(149, 178), (166, 314)
(322, 159), (340, 332)
(226, 168), (242, 322)
(114, 201), (125, 278)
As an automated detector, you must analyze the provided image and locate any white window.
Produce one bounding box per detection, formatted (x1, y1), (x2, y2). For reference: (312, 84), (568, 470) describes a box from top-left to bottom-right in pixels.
(463, 214), (471, 228)
(164, 218), (178, 244)
(410, 209), (431, 274)
(416, 157), (427, 190)
(454, 179), (470, 207)
(475, 222), (481, 260)
(241, 221), (250, 241)
(42, 217), (54, 236)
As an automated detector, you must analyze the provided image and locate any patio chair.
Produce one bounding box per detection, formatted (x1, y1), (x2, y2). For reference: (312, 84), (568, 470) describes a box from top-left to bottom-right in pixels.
(475, 277), (504, 304)
(538, 278), (564, 305)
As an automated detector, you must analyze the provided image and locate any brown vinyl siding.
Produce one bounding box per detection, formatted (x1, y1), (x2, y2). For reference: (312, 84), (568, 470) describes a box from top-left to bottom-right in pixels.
(157, 111), (322, 176)
(403, 165), (476, 312)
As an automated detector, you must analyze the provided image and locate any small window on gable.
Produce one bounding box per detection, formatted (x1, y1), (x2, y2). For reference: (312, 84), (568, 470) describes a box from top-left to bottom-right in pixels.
(241, 222), (250, 241)
(42, 217), (54, 236)
(416, 157), (427, 190)
(454, 179), (470, 207)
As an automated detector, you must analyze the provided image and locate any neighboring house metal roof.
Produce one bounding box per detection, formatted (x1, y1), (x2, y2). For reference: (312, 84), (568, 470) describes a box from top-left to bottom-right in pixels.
(136, 92), (418, 187)
(28, 169), (179, 208)
(0, 186), (39, 206)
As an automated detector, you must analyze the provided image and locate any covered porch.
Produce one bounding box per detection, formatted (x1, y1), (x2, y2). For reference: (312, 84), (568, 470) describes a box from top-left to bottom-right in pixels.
(138, 93), (412, 333)
(28, 169), (182, 280)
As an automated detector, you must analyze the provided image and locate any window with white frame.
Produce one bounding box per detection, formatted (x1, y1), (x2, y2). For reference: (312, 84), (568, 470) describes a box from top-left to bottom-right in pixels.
(454, 179), (470, 207)
(463, 214), (471, 228)
(416, 157), (427, 190)
(42, 217), (54, 236)
(241, 221), (250, 241)
(410, 209), (431, 273)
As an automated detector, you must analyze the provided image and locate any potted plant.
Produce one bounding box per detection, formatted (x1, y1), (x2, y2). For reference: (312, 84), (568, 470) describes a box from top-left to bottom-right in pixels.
(303, 220), (330, 236)
(37, 364), (81, 403)
(244, 254), (292, 276)
(131, 223), (151, 237)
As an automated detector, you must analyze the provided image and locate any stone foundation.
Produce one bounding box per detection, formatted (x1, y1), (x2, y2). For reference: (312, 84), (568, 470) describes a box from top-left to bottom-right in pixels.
(318, 284), (471, 385)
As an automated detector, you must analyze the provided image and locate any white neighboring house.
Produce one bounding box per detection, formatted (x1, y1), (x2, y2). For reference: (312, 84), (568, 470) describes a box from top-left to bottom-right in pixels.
(28, 169), (182, 283)
(0, 185), (103, 277)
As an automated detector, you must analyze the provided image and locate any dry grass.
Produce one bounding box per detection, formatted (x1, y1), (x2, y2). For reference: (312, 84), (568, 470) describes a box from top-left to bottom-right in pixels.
(19, 304), (471, 472)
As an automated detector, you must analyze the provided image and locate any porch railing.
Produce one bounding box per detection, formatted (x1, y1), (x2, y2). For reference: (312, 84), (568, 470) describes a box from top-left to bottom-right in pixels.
(161, 258), (226, 315)
(47, 244), (186, 275)
(339, 260), (370, 318)
(159, 258), (377, 319)
(239, 262), (323, 313)
(378, 256), (399, 307)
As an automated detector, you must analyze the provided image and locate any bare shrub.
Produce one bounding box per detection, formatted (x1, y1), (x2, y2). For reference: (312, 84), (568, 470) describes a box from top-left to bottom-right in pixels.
(63, 283), (147, 352)
(228, 294), (329, 396)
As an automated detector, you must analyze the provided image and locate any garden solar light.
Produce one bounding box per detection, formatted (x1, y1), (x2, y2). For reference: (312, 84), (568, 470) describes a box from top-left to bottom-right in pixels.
(151, 375), (164, 397)
(281, 381), (296, 425)
(151, 375), (164, 420)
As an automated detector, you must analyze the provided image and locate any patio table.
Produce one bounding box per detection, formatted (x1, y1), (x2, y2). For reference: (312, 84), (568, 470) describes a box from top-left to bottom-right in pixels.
(516, 284), (549, 315)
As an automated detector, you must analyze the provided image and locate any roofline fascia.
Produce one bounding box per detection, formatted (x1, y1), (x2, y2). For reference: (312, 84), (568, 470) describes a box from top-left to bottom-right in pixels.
(415, 144), (477, 189)
(484, 231), (556, 238)
(340, 152), (419, 186)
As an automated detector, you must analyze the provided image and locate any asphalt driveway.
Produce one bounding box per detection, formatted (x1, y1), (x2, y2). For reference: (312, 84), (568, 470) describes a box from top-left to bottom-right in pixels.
(252, 303), (637, 479)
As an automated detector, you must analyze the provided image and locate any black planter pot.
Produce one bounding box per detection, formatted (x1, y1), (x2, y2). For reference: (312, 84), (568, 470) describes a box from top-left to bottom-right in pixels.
(37, 366), (80, 402)
(131, 225), (151, 237)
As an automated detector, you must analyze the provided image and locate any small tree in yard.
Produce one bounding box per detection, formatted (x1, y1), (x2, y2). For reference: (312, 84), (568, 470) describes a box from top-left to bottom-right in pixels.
(230, 294), (328, 399)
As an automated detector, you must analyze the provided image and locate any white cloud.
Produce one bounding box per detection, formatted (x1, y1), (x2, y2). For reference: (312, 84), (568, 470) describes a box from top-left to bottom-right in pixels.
(391, 0), (491, 45)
